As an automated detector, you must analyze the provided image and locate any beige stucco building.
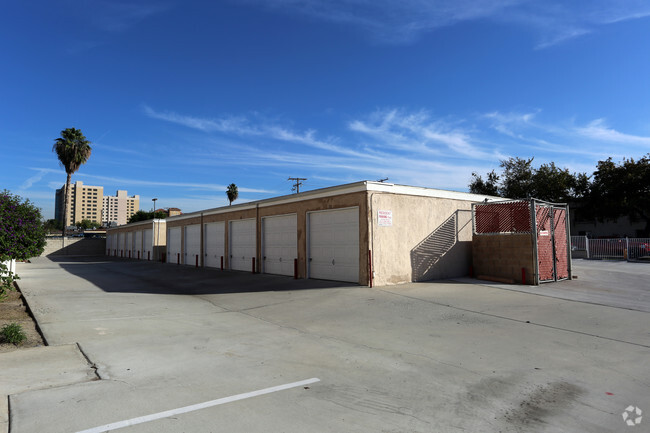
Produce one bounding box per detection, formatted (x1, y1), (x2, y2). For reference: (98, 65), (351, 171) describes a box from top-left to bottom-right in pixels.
(107, 181), (496, 286)
(55, 181), (104, 226)
(102, 190), (140, 226)
(55, 182), (140, 227)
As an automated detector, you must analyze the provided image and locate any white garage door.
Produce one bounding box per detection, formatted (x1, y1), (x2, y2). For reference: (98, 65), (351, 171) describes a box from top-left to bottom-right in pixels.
(262, 214), (297, 276)
(204, 222), (225, 268)
(106, 234), (113, 255)
(118, 233), (125, 257)
(184, 224), (201, 266)
(167, 227), (182, 264)
(308, 207), (359, 283)
(135, 230), (143, 260)
(230, 219), (256, 272)
(126, 232), (134, 258)
(143, 229), (153, 260)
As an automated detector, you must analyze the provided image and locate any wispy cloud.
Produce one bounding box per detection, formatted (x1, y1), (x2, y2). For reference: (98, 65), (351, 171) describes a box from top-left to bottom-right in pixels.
(241, 0), (650, 47)
(575, 118), (650, 146)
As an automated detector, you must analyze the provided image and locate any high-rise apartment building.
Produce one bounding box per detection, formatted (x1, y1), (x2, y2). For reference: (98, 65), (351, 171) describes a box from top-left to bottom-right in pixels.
(102, 190), (140, 226)
(54, 181), (140, 227)
(55, 181), (104, 227)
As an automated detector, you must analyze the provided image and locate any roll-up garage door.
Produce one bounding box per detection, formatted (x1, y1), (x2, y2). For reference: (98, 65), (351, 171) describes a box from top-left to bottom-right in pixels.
(262, 214), (297, 276)
(308, 207), (359, 283)
(118, 233), (125, 257)
(229, 219), (256, 272)
(204, 222), (225, 268)
(184, 224), (201, 266)
(143, 229), (153, 260)
(106, 234), (113, 255)
(126, 232), (134, 259)
(167, 227), (182, 264)
(135, 231), (143, 260)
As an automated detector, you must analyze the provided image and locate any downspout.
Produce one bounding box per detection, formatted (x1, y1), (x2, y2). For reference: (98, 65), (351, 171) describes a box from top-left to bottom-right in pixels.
(368, 192), (375, 287)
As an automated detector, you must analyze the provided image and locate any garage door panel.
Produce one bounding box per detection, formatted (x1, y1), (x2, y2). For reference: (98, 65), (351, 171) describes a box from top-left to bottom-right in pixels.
(204, 222), (225, 268)
(309, 208), (359, 283)
(167, 227), (182, 264)
(135, 231), (143, 260)
(144, 229), (153, 260)
(230, 219), (256, 272)
(262, 214), (297, 276)
(184, 224), (201, 266)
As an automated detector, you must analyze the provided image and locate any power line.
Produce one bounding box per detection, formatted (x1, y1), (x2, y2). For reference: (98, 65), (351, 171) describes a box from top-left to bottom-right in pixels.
(288, 177), (307, 193)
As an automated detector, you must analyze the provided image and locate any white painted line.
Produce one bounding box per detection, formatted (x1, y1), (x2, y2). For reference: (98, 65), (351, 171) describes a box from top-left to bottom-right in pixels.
(75, 377), (320, 433)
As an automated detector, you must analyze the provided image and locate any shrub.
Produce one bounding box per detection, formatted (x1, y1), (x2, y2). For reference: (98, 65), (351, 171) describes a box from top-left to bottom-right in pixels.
(0, 322), (27, 345)
(0, 190), (47, 261)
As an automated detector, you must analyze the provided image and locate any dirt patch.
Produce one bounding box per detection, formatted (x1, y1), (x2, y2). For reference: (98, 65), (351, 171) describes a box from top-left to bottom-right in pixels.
(0, 284), (46, 353)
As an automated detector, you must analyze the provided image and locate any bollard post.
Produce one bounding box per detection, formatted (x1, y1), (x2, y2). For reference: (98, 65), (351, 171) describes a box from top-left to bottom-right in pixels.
(368, 250), (373, 288)
(522, 267), (526, 285)
(252, 257), (256, 274)
(148, 251), (150, 261)
(177, 253), (180, 265)
(294, 258), (298, 279)
(221, 256), (224, 270)
(196, 255), (199, 268)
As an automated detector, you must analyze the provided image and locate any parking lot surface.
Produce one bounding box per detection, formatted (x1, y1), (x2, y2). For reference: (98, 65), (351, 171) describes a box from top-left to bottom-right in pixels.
(5, 257), (650, 432)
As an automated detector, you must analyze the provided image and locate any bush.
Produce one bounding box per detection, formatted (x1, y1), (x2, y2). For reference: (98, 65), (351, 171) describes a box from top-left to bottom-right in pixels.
(0, 190), (47, 261)
(0, 262), (18, 300)
(0, 322), (27, 345)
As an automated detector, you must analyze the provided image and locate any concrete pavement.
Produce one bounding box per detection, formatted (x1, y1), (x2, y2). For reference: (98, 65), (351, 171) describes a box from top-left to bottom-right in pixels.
(2, 256), (649, 432)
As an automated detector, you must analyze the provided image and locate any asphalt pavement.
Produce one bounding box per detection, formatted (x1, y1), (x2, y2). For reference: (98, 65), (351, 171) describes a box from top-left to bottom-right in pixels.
(1, 256), (648, 432)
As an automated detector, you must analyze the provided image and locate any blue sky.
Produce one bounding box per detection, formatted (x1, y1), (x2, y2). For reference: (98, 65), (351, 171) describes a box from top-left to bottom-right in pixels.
(2, 0), (650, 220)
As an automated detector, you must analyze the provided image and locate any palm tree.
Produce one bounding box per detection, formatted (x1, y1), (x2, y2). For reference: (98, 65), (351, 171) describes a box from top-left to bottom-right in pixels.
(226, 183), (239, 206)
(52, 128), (92, 244)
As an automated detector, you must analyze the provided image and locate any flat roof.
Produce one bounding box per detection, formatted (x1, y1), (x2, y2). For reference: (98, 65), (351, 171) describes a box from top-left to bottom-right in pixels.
(166, 181), (500, 222)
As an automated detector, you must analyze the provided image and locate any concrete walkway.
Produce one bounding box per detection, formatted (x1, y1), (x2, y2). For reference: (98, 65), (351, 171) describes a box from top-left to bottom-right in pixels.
(3, 257), (649, 432)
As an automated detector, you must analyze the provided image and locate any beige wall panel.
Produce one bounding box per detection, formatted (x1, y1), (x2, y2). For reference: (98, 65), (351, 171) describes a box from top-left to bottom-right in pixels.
(368, 193), (476, 286)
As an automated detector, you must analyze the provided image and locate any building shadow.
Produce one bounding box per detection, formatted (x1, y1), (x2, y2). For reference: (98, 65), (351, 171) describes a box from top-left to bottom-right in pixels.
(410, 210), (472, 281)
(45, 255), (351, 295)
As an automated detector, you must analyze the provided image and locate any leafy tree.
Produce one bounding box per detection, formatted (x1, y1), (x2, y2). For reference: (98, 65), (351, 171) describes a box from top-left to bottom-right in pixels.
(128, 210), (167, 224)
(469, 170), (499, 196)
(75, 219), (101, 230)
(43, 219), (63, 233)
(52, 128), (92, 242)
(588, 155), (650, 235)
(469, 157), (586, 203)
(0, 191), (47, 298)
(226, 183), (239, 206)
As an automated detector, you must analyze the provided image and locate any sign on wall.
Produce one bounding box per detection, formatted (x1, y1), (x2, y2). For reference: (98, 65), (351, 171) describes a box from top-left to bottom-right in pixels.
(378, 210), (393, 227)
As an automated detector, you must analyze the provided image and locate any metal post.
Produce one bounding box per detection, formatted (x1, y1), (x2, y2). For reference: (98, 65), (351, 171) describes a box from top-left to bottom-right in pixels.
(196, 255), (199, 268)
(530, 199), (539, 285)
(252, 257), (256, 274)
(221, 256), (224, 270)
(294, 258), (298, 279)
(368, 250), (373, 288)
(585, 236), (590, 259)
(626, 237), (630, 261)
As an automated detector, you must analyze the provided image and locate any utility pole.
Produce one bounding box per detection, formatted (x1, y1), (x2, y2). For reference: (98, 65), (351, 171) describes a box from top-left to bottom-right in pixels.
(288, 177), (307, 194)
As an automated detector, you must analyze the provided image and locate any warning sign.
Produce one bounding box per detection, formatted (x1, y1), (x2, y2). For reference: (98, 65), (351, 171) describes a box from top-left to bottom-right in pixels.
(378, 210), (392, 227)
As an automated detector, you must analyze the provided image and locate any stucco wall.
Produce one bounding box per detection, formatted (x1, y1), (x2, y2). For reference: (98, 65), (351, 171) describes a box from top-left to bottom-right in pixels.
(166, 191), (370, 284)
(41, 237), (106, 257)
(472, 234), (535, 284)
(368, 193), (476, 286)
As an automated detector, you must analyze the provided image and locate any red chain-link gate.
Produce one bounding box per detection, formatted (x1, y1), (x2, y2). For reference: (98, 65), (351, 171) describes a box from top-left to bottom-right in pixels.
(474, 199), (571, 284)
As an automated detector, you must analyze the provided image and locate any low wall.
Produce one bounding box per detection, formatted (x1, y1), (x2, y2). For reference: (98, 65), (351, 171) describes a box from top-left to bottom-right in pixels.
(473, 234), (535, 285)
(41, 237), (106, 257)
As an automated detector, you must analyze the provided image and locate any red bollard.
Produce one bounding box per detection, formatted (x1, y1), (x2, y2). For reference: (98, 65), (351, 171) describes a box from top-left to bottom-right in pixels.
(177, 253), (180, 264)
(294, 258), (298, 279)
(148, 251), (150, 261)
(252, 257), (256, 274)
(220, 256), (224, 270)
(196, 255), (199, 268)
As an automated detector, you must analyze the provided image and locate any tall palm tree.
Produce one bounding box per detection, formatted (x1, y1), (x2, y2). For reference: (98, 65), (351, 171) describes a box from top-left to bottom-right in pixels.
(226, 183), (239, 206)
(52, 128), (92, 244)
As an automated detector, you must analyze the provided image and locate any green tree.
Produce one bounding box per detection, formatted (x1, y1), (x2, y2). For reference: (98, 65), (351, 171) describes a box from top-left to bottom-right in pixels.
(75, 219), (101, 230)
(469, 157), (586, 203)
(226, 183), (239, 206)
(52, 128), (92, 243)
(588, 155), (650, 235)
(128, 210), (167, 224)
(0, 191), (47, 298)
(43, 219), (63, 233)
